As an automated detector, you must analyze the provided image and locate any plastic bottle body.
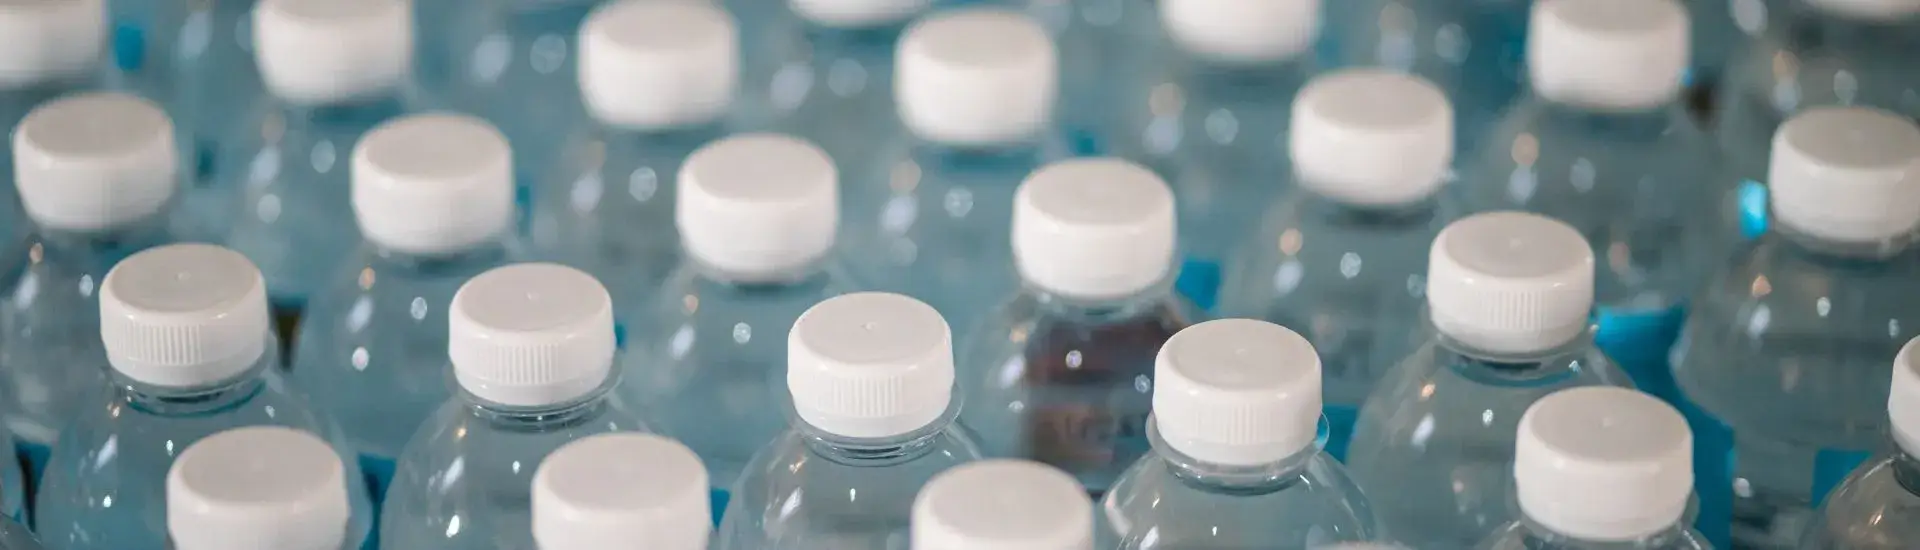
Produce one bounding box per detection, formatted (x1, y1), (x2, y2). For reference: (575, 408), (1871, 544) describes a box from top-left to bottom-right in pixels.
(1799, 452), (1920, 549)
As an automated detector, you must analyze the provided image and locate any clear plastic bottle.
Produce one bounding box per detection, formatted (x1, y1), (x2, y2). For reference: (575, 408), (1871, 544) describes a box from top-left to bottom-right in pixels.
(1671, 107), (1920, 550)
(166, 426), (361, 550)
(1217, 69), (1459, 460)
(289, 113), (518, 499)
(379, 263), (651, 549)
(208, 0), (420, 315)
(839, 8), (1064, 334)
(1714, 0), (1920, 203)
(0, 518), (38, 550)
(1105, 0), (1320, 309)
(957, 158), (1196, 494)
(717, 292), (984, 549)
(1324, 0), (1531, 159)
(532, 0), (744, 304)
(0, 92), (183, 473)
(1099, 319), (1380, 548)
(911, 459), (1093, 550)
(1462, 0), (1717, 399)
(533, 433), (713, 550)
(34, 244), (375, 550)
(1799, 337), (1920, 549)
(622, 133), (854, 512)
(1344, 211), (1634, 548)
(1478, 387), (1711, 549)
(0, 0), (111, 268)
(416, 0), (599, 179)
(1010, 0), (1157, 157)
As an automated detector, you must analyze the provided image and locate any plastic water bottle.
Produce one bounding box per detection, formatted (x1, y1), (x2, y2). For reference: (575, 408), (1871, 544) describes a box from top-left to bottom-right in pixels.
(957, 158), (1195, 494)
(1344, 211), (1634, 548)
(1714, 0), (1920, 203)
(0, 92), (182, 472)
(717, 292), (984, 549)
(1111, 0), (1320, 309)
(736, 0), (933, 181)
(622, 133), (853, 512)
(35, 244), (374, 550)
(1100, 319), (1380, 547)
(1217, 69), (1458, 460)
(1478, 387), (1712, 549)
(531, 0), (743, 304)
(911, 460), (1093, 550)
(840, 8), (1061, 335)
(418, 0), (598, 178)
(1007, 0), (1157, 157)
(0, 517), (38, 550)
(166, 427), (361, 550)
(1324, 0), (1531, 159)
(1800, 337), (1920, 549)
(1671, 107), (1920, 550)
(1, 0), (110, 264)
(1463, 0), (1717, 399)
(380, 263), (651, 549)
(289, 113), (518, 499)
(533, 434), (713, 550)
(1682, 0), (1770, 103)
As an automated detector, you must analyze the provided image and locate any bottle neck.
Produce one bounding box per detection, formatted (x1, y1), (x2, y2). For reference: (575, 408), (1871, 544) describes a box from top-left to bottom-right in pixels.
(279, 92), (410, 127)
(1785, 2), (1920, 46)
(371, 239), (513, 275)
(1430, 316), (1595, 387)
(1891, 450), (1920, 495)
(1769, 220), (1918, 263)
(460, 380), (617, 432)
(1147, 422), (1318, 496)
(1515, 515), (1698, 549)
(31, 216), (176, 261)
(689, 254), (836, 289)
(1026, 281), (1180, 325)
(1295, 186), (1448, 228)
(117, 351), (276, 417)
(1528, 99), (1691, 140)
(798, 407), (959, 467)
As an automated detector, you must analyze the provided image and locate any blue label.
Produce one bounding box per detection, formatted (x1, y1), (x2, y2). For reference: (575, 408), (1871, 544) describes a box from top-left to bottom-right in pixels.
(112, 20), (146, 71)
(1593, 305), (1686, 401)
(17, 440), (50, 491)
(358, 453), (396, 502)
(1672, 394), (1734, 550)
(710, 488), (729, 526)
(1175, 259), (1222, 311)
(1739, 180), (1769, 240)
(1811, 448), (1872, 507)
(1322, 404), (1358, 462)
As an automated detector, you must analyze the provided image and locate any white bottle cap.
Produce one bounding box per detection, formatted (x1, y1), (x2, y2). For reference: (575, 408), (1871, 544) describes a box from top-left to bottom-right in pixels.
(912, 460), (1093, 550)
(1159, 0), (1320, 64)
(11, 92), (177, 233)
(1291, 70), (1454, 207)
(1427, 212), (1595, 356)
(677, 133), (839, 281)
(790, 0), (931, 27)
(534, 434), (711, 550)
(579, 0), (738, 130)
(788, 292), (954, 439)
(167, 427), (350, 550)
(1889, 337), (1920, 456)
(1527, 0), (1689, 111)
(1013, 159), (1176, 301)
(896, 9), (1057, 146)
(252, 0), (412, 104)
(450, 263), (617, 407)
(1516, 387), (1692, 542)
(1153, 319), (1322, 466)
(0, 0), (105, 89)
(1767, 107), (1920, 244)
(1807, 0), (1920, 20)
(352, 113), (514, 256)
(101, 244), (271, 388)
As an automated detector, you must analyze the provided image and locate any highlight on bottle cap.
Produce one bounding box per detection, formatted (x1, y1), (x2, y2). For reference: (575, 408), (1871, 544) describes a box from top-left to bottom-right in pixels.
(12, 92), (177, 232)
(1012, 158), (1177, 301)
(167, 426), (352, 550)
(1152, 319), (1323, 466)
(101, 244), (271, 387)
(1527, 0), (1689, 110)
(677, 133), (839, 281)
(352, 113), (515, 256)
(1291, 69), (1454, 206)
(1426, 211), (1595, 356)
(896, 8), (1057, 146)
(253, 0), (412, 104)
(1515, 387), (1692, 542)
(579, 0), (738, 129)
(534, 433), (711, 550)
(449, 263), (617, 407)
(1768, 106), (1920, 245)
(912, 460), (1093, 550)
(788, 292), (954, 438)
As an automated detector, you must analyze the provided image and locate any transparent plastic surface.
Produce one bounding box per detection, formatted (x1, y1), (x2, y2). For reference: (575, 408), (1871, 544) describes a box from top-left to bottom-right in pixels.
(379, 382), (651, 549)
(1477, 519), (1715, 550)
(1325, 0), (1533, 157)
(1012, 0), (1158, 156)
(36, 351), (375, 550)
(0, 517), (39, 550)
(715, 411), (984, 550)
(289, 244), (515, 497)
(621, 264), (854, 496)
(1345, 325), (1633, 548)
(1799, 453), (1920, 550)
(1098, 425), (1381, 549)
(956, 286), (1196, 494)
(418, 0), (598, 178)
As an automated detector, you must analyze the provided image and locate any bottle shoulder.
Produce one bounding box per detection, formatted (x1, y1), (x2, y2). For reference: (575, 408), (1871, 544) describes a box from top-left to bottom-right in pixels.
(1477, 521), (1713, 550)
(1805, 454), (1920, 549)
(721, 426), (985, 543)
(1101, 451), (1378, 548)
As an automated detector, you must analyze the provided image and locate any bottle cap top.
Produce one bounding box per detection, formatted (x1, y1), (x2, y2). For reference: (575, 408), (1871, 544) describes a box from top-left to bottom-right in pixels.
(168, 427), (350, 550)
(677, 133), (839, 281)
(1528, 0), (1689, 110)
(1153, 319), (1322, 466)
(253, 0), (412, 104)
(897, 9), (1056, 146)
(102, 244), (271, 387)
(0, 0), (105, 89)
(1768, 107), (1920, 244)
(450, 263), (617, 407)
(912, 460), (1093, 550)
(1013, 158), (1176, 300)
(1292, 69), (1454, 206)
(12, 92), (176, 232)
(790, 0), (931, 27)
(1427, 212), (1595, 355)
(534, 434), (711, 550)
(579, 0), (737, 129)
(1890, 337), (1920, 455)
(1516, 387), (1692, 542)
(1159, 0), (1320, 63)
(353, 113), (514, 256)
(788, 292), (954, 438)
